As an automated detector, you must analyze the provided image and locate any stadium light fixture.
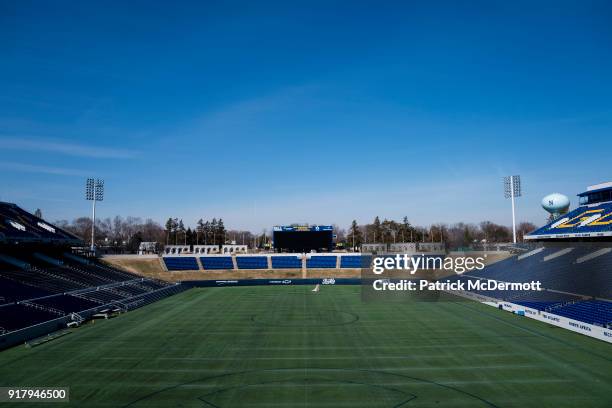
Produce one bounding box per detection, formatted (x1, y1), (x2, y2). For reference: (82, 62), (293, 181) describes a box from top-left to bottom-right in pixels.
(503, 175), (521, 243)
(85, 178), (104, 251)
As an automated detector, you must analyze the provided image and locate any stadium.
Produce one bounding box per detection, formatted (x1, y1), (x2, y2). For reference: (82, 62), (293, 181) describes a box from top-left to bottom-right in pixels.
(1, 2), (611, 407)
(0, 181), (610, 407)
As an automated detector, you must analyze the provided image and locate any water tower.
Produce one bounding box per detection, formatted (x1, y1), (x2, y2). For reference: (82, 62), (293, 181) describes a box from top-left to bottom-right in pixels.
(541, 193), (570, 220)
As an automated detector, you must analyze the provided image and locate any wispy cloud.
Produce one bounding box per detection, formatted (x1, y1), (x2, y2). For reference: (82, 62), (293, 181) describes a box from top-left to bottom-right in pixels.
(175, 83), (323, 139)
(0, 137), (137, 159)
(0, 161), (88, 177)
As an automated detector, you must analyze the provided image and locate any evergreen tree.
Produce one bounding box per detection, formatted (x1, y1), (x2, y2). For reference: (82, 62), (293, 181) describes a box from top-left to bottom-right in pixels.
(186, 227), (193, 245)
(196, 218), (204, 245)
(217, 218), (226, 244)
(173, 218), (179, 244)
(203, 220), (211, 244)
(347, 219), (363, 250)
(34, 208), (43, 218)
(401, 216), (412, 242)
(165, 218), (173, 245)
(373, 216), (382, 243)
(211, 218), (218, 245)
(178, 219), (185, 244)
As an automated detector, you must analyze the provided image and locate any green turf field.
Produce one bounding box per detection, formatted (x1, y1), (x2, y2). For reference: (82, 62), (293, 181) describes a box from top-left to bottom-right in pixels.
(0, 286), (610, 407)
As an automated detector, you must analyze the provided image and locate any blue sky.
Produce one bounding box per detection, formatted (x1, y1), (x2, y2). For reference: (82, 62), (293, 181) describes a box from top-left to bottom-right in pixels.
(1, 1), (611, 231)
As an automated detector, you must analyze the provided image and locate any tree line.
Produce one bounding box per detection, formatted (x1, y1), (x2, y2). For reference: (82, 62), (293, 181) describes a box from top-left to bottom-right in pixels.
(53, 213), (536, 253)
(55, 216), (166, 253)
(164, 217), (228, 246)
(343, 216), (536, 250)
(54, 215), (272, 252)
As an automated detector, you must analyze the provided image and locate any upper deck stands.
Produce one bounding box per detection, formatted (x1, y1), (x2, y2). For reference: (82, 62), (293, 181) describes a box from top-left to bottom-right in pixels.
(527, 196), (612, 240)
(0, 202), (80, 245)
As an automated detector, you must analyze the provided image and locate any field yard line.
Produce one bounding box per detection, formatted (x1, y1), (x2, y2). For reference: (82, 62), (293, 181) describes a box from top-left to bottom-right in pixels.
(87, 362), (544, 370)
(68, 377), (572, 388)
(92, 352), (523, 361)
(227, 344), (495, 350)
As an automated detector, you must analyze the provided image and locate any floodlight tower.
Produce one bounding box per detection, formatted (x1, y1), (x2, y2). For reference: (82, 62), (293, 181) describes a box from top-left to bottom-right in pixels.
(503, 175), (521, 243)
(86, 178), (104, 251)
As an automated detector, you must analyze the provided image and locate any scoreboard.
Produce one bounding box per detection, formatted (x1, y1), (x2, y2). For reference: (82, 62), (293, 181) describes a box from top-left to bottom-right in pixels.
(273, 225), (333, 252)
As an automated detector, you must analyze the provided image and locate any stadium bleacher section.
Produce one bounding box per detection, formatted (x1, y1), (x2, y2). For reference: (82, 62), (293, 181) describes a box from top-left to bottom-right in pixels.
(236, 256), (268, 269)
(453, 244), (612, 328)
(164, 253), (371, 271)
(0, 305), (58, 334)
(200, 256), (234, 270)
(163, 257), (199, 271)
(552, 300), (612, 326)
(512, 291), (582, 311)
(306, 255), (337, 268)
(0, 202), (187, 350)
(0, 251), (185, 334)
(0, 275), (52, 304)
(463, 245), (611, 299)
(527, 202), (612, 240)
(0, 202), (81, 245)
(271, 255), (302, 269)
(339, 255), (362, 268)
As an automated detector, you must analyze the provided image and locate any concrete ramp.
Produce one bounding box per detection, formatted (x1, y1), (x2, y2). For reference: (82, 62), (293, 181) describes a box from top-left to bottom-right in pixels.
(576, 248), (612, 264)
(518, 247), (545, 261)
(543, 248), (574, 262)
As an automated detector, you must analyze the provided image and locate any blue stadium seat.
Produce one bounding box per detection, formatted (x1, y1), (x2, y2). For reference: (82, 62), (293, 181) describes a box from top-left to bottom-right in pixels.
(271, 256), (302, 269)
(0, 202), (80, 244)
(0, 304), (58, 332)
(0, 275), (52, 305)
(163, 257), (199, 271)
(236, 256), (268, 269)
(460, 244), (612, 326)
(340, 255), (363, 268)
(464, 246), (612, 299)
(528, 202), (612, 238)
(552, 300), (612, 326)
(306, 256), (337, 268)
(200, 256), (234, 270)
(0, 202), (181, 339)
(512, 291), (581, 311)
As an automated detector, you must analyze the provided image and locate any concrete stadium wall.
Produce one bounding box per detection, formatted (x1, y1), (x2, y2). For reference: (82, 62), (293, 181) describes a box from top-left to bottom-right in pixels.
(184, 278), (360, 287)
(0, 316), (69, 351)
(0, 303), (112, 351)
